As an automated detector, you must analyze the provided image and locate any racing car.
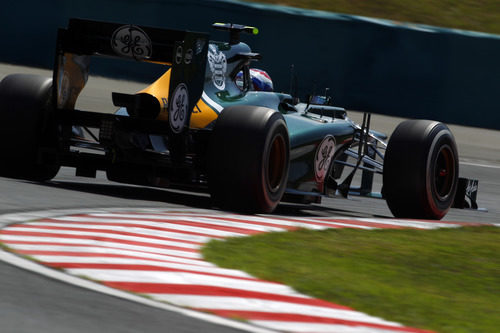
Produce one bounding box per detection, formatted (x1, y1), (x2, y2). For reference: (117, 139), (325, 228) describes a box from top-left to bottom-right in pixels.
(0, 19), (478, 219)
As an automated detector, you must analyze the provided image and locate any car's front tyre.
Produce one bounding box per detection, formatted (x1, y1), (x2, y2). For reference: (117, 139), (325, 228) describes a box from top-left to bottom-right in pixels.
(383, 119), (459, 220)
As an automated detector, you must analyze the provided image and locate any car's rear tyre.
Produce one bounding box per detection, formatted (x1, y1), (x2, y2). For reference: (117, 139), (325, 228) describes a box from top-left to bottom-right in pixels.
(383, 119), (459, 220)
(208, 105), (290, 213)
(0, 74), (60, 181)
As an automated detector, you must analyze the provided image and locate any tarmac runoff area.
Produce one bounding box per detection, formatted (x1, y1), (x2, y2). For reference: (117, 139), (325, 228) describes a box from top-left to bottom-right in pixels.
(0, 208), (479, 333)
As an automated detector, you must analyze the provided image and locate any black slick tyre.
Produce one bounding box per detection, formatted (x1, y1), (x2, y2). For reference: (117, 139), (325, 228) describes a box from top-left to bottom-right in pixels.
(208, 105), (290, 213)
(383, 119), (459, 220)
(0, 74), (60, 181)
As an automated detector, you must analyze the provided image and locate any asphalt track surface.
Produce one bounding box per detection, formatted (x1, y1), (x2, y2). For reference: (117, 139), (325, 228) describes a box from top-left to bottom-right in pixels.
(0, 64), (499, 333)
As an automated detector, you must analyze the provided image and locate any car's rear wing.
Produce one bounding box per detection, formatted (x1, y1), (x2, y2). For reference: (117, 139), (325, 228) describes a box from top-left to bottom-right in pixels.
(53, 18), (208, 134)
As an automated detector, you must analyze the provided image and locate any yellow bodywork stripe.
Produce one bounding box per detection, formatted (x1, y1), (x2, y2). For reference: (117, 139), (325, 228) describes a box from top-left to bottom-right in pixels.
(191, 97), (219, 128)
(138, 69), (219, 129)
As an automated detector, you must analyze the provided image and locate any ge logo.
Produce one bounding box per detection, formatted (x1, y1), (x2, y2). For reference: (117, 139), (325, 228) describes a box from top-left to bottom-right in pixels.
(111, 25), (152, 60)
(314, 135), (336, 182)
(169, 83), (189, 134)
(208, 44), (227, 90)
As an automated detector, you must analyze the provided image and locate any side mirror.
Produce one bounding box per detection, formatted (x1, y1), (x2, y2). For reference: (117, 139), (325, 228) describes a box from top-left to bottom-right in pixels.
(308, 95), (331, 106)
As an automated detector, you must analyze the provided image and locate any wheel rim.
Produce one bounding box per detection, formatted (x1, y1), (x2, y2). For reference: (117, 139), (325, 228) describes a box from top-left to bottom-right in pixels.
(267, 133), (287, 193)
(433, 144), (455, 201)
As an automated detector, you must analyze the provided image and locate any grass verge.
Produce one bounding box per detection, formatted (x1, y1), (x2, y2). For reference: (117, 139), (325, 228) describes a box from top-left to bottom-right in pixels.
(242, 0), (500, 34)
(202, 226), (500, 332)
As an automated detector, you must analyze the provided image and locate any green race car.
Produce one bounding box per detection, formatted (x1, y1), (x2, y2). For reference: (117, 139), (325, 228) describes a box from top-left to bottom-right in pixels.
(0, 19), (478, 219)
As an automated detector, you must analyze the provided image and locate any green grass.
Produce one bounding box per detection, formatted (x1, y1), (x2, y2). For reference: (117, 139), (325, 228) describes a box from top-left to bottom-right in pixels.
(242, 0), (500, 34)
(202, 226), (500, 332)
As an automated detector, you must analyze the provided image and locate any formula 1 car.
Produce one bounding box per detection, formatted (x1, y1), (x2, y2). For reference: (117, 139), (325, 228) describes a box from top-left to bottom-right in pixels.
(0, 19), (478, 219)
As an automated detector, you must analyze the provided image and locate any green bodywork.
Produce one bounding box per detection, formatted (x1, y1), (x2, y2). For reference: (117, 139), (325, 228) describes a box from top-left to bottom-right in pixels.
(202, 41), (359, 199)
(284, 113), (355, 196)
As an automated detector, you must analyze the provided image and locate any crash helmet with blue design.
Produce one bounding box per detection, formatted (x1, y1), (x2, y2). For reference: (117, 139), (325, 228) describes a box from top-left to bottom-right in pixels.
(236, 68), (274, 92)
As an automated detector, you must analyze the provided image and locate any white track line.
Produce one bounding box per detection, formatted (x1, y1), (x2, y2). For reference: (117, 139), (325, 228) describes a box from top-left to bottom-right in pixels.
(461, 161), (500, 169)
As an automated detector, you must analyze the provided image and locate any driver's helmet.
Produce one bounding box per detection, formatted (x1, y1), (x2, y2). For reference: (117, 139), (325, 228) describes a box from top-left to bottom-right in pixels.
(236, 68), (274, 92)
